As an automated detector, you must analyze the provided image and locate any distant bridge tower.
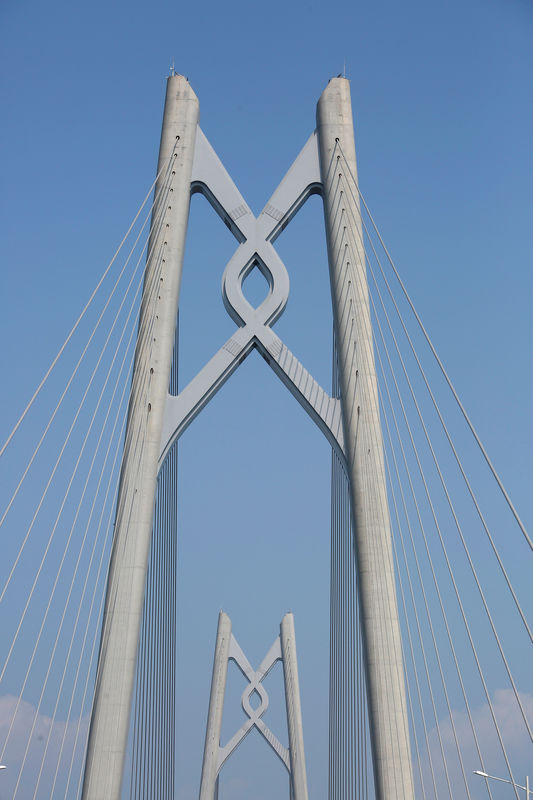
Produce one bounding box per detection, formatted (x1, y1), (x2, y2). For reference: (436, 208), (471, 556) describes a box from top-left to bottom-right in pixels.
(199, 612), (308, 800)
(81, 74), (415, 800)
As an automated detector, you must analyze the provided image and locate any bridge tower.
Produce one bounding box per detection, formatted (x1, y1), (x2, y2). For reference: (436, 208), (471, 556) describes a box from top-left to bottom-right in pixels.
(199, 612), (308, 800)
(81, 74), (415, 800)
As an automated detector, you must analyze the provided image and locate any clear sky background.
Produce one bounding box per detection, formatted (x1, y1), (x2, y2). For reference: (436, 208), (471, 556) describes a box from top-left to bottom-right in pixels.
(0, 0), (532, 798)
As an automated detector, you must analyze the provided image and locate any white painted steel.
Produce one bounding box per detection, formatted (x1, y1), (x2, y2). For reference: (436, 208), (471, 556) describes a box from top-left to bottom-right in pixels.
(199, 612), (232, 800)
(81, 75), (199, 800)
(159, 128), (344, 467)
(281, 613), (309, 800)
(80, 76), (416, 797)
(316, 77), (415, 800)
(199, 613), (308, 799)
(218, 633), (289, 773)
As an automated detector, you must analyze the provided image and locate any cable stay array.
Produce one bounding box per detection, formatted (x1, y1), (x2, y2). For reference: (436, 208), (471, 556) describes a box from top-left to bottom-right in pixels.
(326, 142), (531, 800)
(0, 145), (178, 798)
(124, 321), (179, 800)
(0, 131), (530, 800)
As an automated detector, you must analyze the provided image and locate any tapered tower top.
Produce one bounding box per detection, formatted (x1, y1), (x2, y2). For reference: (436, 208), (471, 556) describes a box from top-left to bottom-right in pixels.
(316, 76), (354, 130)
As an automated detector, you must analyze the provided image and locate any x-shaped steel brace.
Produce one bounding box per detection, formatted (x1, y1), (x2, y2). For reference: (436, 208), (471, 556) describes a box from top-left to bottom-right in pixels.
(216, 633), (288, 774)
(159, 126), (345, 470)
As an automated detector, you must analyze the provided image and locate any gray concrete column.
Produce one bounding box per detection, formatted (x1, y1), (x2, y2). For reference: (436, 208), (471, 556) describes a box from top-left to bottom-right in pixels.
(81, 75), (199, 800)
(199, 612), (232, 800)
(316, 77), (414, 800)
(280, 613), (308, 800)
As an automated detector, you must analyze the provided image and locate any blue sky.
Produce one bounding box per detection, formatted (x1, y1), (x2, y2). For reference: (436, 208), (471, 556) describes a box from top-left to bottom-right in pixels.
(0, 0), (532, 798)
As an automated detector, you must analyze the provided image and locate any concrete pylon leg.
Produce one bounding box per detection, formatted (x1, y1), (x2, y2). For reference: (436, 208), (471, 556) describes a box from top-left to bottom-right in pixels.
(316, 77), (415, 800)
(81, 75), (199, 800)
(281, 613), (308, 800)
(199, 612), (232, 800)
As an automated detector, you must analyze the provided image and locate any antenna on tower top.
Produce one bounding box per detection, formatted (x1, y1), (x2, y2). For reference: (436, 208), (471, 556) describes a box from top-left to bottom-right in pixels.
(170, 59), (175, 77)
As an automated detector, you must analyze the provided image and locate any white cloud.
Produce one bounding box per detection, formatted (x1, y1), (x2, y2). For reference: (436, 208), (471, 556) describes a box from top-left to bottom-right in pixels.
(0, 694), (89, 800)
(416, 689), (533, 800)
(4, 688), (529, 800)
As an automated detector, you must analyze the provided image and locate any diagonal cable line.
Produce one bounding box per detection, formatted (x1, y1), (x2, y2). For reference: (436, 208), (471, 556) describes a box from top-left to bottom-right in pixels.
(342, 200), (523, 796)
(363, 238), (533, 738)
(377, 367), (452, 800)
(0, 183), (174, 800)
(372, 301), (471, 800)
(0, 167), (175, 605)
(384, 443), (436, 800)
(0, 251), (147, 767)
(359, 208), (532, 643)
(58, 406), (134, 797)
(337, 142), (531, 553)
(0, 196), (169, 689)
(0, 146), (177, 462)
(27, 299), (141, 797)
(340, 165), (531, 781)
(332, 158), (524, 792)
(376, 327), (520, 797)
(325, 165), (415, 796)
(0, 174), (174, 628)
(368, 262), (494, 800)
(337, 159), (532, 646)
